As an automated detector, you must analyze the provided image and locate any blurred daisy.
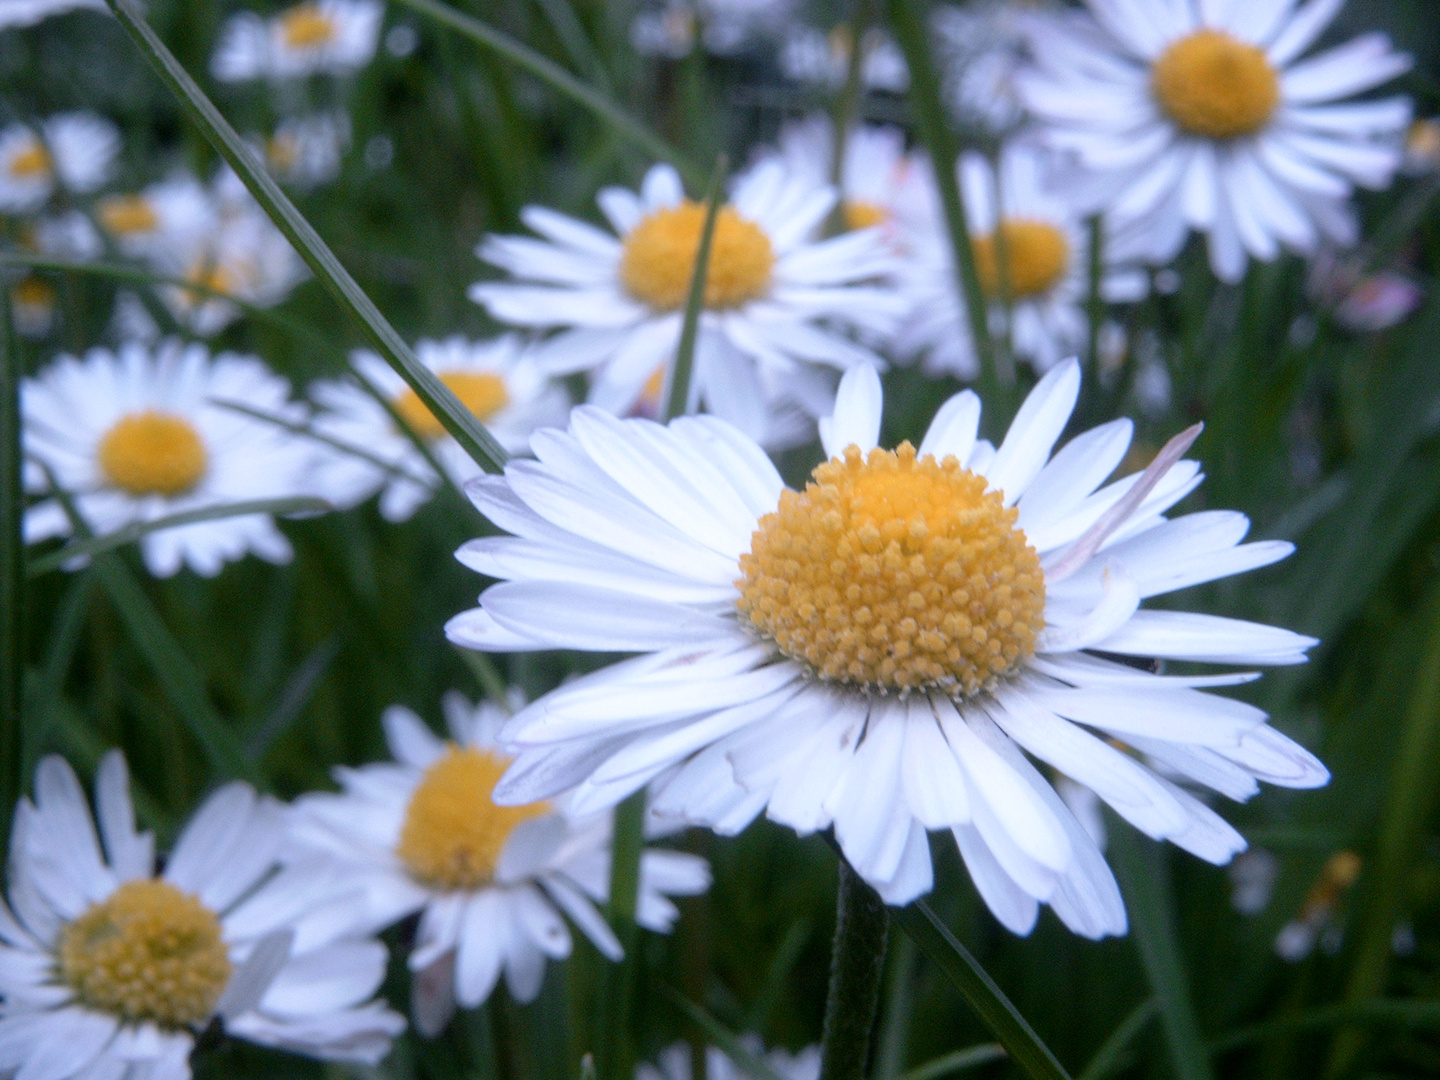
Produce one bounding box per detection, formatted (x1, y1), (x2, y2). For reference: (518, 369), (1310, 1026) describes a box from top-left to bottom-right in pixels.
(0, 752), (405, 1080)
(263, 112), (352, 189)
(933, 0), (1039, 137)
(1018, 0), (1413, 281)
(9, 277), (57, 338)
(97, 173), (217, 262)
(895, 143), (1147, 378)
(23, 339), (321, 578)
(779, 24), (909, 93)
(640, 1039), (819, 1080)
(212, 0), (384, 82)
(0, 0), (105, 27)
(306, 335), (569, 522)
(287, 692), (711, 1033)
(631, 0), (795, 58)
(0, 113), (118, 213)
(448, 360), (1328, 935)
(470, 162), (902, 445)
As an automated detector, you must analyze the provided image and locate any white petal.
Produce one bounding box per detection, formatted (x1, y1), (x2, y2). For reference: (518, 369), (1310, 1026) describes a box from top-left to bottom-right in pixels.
(985, 359), (1081, 505)
(819, 364), (883, 458)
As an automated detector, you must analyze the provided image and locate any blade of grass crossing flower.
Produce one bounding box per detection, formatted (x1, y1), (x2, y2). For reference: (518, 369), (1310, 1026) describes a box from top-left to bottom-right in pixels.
(660, 986), (790, 1080)
(0, 291), (23, 860)
(664, 155), (727, 422)
(1076, 999), (1157, 1080)
(823, 0), (871, 237)
(890, 900), (1072, 1080)
(391, 0), (702, 187)
(597, 789), (647, 1080)
(1109, 829), (1213, 1080)
(896, 1045), (1007, 1080)
(27, 497), (331, 577)
(1085, 217), (1104, 378)
(103, 0), (509, 476)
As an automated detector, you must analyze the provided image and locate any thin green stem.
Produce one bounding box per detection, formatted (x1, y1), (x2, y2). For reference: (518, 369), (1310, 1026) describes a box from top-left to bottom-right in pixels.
(598, 790), (647, 1080)
(818, 858), (891, 1080)
(896, 1045), (1007, 1080)
(0, 291), (22, 860)
(1084, 216), (1104, 378)
(664, 155), (727, 422)
(875, 930), (918, 1080)
(1076, 999), (1157, 1080)
(824, 2), (872, 237)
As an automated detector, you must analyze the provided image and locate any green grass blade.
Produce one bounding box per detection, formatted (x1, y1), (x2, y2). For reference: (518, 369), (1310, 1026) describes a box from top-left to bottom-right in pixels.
(391, 0), (703, 186)
(531, 0), (613, 90)
(0, 291), (23, 859)
(896, 1045), (1007, 1080)
(659, 985), (789, 1080)
(27, 497), (331, 577)
(20, 573), (91, 780)
(1110, 830), (1213, 1080)
(1211, 999), (1440, 1055)
(103, 0), (509, 475)
(890, 900), (1072, 1080)
(1076, 999), (1157, 1080)
(664, 155), (727, 422)
(597, 790), (647, 1080)
(242, 635), (341, 759)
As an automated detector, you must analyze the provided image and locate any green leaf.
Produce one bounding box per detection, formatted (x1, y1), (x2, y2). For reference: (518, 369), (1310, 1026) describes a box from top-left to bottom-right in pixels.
(896, 1045), (1007, 1080)
(890, 900), (1073, 1080)
(664, 155), (727, 422)
(27, 497), (332, 578)
(0, 289), (24, 860)
(1211, 999), (1440, 1055)
(659, 985), (790, 1080)
(102, 0), (509, 476)
(1076, 999), (1157, 1080)
(241, 635), (342, 758)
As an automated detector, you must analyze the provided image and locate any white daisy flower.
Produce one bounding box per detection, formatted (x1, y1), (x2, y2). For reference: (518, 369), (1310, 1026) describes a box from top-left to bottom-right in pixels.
(1017, 0), (1413, 282)
(0, 113), (119, 214)
(778, 25), (909, 93)
(97, 173), (217, 263)
(306, 335), (570, 522)
(933, 0), (1037, 137)
(446, 359), (1329, 936)
(468, 162), (904, 447)
(262, 112), (352, 189)
(639, 1039), (819, 1080)
(0, 752), (406, 1080)
(894, 143), (1148, 378)
(286, 692), (711, 1034)
(23, 339), (321, 578)
(0, 0), (105, 28)
(10, 277), (57, 339)
(211, 0), (384, 82)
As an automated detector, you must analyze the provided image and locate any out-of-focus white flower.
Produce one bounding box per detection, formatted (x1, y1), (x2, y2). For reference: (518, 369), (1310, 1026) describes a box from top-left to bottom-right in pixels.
(1307, 248), (1422, 332)
(779, 24), (908, 93)
(263, 112), (352, 188)
(639, 1039), (819, 1080)
(97, 173), (216, 262)
(212, 0), (383, 82)
(1402, 118), (1440, 175)
(631, 0), (795, 58)
(10, 277), (57, 338)
(933, 0), (1047, 136)
(1229, 847), (1279, 916)
(0, 113), (119, 213)
(0, 0), (105, 29)
(306, 335), (569, 522)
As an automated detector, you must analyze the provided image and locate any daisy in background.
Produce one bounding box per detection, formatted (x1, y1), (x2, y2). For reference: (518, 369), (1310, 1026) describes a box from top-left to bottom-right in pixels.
(0, 752), (405, 1080)
(778, 24), (909, 94)
(306, 335), (569, 522)
(97, 173), (218, 263)
(470, 162), (903, 446)
(23, 339), (323, 578)
(0, 0), (105, 28)
(640, 1039), (819, 1080)
(630, 0), (796, 59)
(1017, 0), (1413, 282)
(894, 142), (1148, 378)
(932, 0), (1040, 138)
(211, 0), (384, 82)
(0, 112), (118, 214)
(262, 112), (352, 189)
(447, 359), (1328, 936)
(286, 692), (711, 1035)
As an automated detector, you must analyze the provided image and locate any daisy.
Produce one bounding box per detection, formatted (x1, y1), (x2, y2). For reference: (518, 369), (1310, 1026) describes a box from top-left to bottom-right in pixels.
(0, 752), (406, 1080)
(778, 25), (909, 93)
(1017, 0), (1413, 282)
(933, 0), (1036, 137)
(0, 0), (105, 28)
(23, 339), (322, 578)
(306, 335), (570, 522)
(285, 691), (711, 1034)
(211, 0), (384, 82)
(894, 143), (1148, 378)
(0, 113), (119, 214)
(469, 161), (903, 446)
(446, 359), (1329, 936)
(262, 112), (352, 189)
(639, 1039), (819, 1080)
(97, 173), (216, 264)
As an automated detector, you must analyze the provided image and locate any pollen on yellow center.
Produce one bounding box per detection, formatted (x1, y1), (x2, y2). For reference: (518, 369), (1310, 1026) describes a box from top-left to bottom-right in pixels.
(58, 879), (232, 1029)
(279, 2), (338, 48)
(619, 202), (775, 311)
(972, 219), (1071, 300)
(396, 745), (551, 891)
(97, 411), (209, 497)
(737, 442), (1046, 696)
(98, 195), (160, 236)
(1151, 29), (1279, 140)
(843, 200), (889, 231)
(393, 371), (511, 440)
(9, 140), (51, 180)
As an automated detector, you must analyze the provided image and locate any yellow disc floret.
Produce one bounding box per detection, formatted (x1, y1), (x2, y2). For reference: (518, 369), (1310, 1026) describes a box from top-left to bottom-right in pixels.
(393, 371), (511, 440)
(972, 220), (1071, 300)
(97, 411), (209, 497)
(8, 140), (50, 180)
(843, 200), (889, 231)
(59, 879), (232, 1028)
(738, 442), (1046, 696)
(279, 2), (338, 48)
(619, 202), (774, 311)
(396, 745), (551, 891)
(1152, 29), (1279, 140)
(98, 195), (160, 236)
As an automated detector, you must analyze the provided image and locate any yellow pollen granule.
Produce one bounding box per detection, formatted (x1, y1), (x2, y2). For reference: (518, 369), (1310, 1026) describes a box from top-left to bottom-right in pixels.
(619, 202), (774, 311)
(843, 200), (889, 231)
(738, 442), (1046, 696)
(98, 195), (160, 236)
(396, 745), (551, 891)
(59, 879), (232, 1028)
(9, 140), (50, 180)
(279, 2), (337, 48)
(393, 371), (511, 440)
(97, 411), (209, 497)
(972, 219), (1070, 300)
(1151, 29), (1279, 140)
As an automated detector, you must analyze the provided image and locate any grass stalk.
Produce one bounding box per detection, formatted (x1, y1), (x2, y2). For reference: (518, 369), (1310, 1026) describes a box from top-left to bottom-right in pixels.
(664, 154), (727, 422)
(0, 291), (23, 858)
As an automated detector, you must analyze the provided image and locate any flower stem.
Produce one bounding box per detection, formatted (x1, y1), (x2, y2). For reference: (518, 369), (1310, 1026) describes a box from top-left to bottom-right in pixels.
(597, 789), (647, 1080)
(664, 155), (728, 422)
(819, 857), (891, 1080)
(0, 292), (22, 863)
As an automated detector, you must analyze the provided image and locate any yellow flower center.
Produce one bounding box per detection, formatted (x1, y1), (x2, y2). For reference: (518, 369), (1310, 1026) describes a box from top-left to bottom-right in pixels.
(738, 442), (1046, 696)
(392, 371), (511, 440)
(279, 2), (338, 48)
(98, 195), (160, 236)
(267, 133), (300, 173)
(182, 261), (237, 305)
(58, 879), (232, 1028)
(843, 200), (889, 231)
(1151, 29), (1279, 140)
(619, 202), (775, 311)
(97, 411), (209, 497)
(396, 745), (551, 891)
(972, 219), (1071, 300)
(14, 277), (55, 308)
(9, 140), (50, 180)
